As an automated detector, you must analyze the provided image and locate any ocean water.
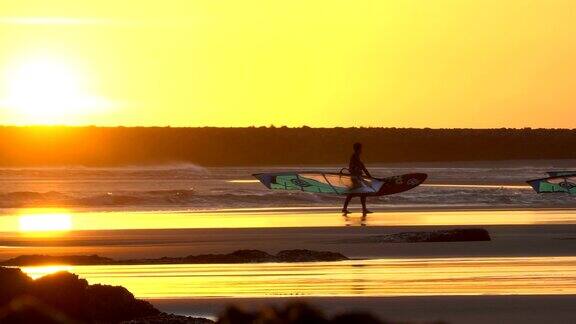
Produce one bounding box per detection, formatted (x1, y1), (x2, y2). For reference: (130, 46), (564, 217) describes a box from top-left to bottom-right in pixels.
(0, 162), (575, 210)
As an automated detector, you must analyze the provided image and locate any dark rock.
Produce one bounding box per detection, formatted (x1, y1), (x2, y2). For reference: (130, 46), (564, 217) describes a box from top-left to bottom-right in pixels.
(2, 249), (349, 266)
(215, 302), (410, 324)
(339, 228), (491, 244)
(228, 249), (275, 262)
(332, 313), (385, 324)
(31, 272), (90, 320)
(216, 302), (329, 324)
(0, 295), (76, 324)
(0, 266), (32, 305)
(122, 313), (213, 323)
(276, 249), (348, 262)
(193, 250), (275, 263)
(0, 267), (160, 323)
(217, 305), (257, 324)
(1, 254), (114, 266)
(86, 284), (159, 322)
(383, 228), (491, 243)
(182, 250), (275, 264)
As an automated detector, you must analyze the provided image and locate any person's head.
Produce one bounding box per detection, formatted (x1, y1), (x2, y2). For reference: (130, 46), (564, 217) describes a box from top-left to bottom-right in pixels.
(353, 142), (362, 155)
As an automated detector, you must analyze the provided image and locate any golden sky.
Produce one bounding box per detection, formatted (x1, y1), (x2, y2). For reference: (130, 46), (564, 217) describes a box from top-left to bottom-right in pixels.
(0, 0), (575, 127)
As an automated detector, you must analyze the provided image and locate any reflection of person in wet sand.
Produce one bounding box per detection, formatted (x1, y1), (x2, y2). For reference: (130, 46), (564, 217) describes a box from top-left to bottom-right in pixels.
(342, 142), (373, 215)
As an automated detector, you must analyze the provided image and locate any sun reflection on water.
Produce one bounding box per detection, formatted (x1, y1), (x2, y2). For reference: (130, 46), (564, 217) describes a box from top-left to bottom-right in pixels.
(0, 208), (573, 234)
(15, 209), (73, 237)
(18, 257), (576, 298)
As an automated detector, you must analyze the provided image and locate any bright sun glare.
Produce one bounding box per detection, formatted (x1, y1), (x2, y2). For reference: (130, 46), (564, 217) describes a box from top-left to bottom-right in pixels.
(21, 265), (73, 280)
(19, 213), (72, 232)
(1, 57), (109, 124)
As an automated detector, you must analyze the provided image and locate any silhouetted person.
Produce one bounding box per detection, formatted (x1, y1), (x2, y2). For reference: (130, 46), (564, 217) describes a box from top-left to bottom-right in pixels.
(342, 142), (372, 215)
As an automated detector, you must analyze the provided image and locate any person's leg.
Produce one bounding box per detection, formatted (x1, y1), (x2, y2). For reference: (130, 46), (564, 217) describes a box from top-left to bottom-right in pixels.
(342, 195), (352, 214)
(361, 195), (372, 214)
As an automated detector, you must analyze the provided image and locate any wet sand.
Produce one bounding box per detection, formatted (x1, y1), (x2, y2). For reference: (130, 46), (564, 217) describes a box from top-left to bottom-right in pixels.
(1, 208), (576, 257)
(1, 223), (576, 260)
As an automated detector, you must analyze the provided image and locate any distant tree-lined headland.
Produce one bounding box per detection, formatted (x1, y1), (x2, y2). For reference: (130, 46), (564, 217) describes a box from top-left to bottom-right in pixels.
(0, 126), (575, 166)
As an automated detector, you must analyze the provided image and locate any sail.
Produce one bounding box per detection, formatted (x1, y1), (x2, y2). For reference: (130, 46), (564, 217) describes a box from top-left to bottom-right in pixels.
(253, 172), (383, 195)
(527, 175), (576, 195)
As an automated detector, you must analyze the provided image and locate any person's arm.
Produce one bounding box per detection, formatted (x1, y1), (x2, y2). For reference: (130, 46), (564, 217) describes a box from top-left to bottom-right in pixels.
(361, 161), (372, 178)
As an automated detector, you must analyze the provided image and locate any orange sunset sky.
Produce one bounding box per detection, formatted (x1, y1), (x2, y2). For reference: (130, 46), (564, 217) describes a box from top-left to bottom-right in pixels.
(0, 0), (575, 128)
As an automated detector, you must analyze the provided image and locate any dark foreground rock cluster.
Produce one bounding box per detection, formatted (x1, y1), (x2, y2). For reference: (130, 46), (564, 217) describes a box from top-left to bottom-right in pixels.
(216, 302), (444, 324)
(0, 267), (208, 323)
(123, 313), (213, 324)
(1, 249), (348, 267)
(338, 228), (491, 244)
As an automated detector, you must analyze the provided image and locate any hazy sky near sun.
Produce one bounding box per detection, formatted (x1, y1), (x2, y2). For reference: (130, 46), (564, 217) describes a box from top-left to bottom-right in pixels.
(0, 0), (575, 127)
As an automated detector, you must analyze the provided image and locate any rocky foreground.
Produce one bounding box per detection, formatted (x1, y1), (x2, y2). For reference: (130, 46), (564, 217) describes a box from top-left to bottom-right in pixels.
(0, 266), (209, 323)
(0, 267), (430, 323)
(0, 249), (348, 267)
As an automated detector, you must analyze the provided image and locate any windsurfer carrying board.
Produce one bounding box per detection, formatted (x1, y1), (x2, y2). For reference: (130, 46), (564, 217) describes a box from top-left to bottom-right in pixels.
(342, 142), (373, 215)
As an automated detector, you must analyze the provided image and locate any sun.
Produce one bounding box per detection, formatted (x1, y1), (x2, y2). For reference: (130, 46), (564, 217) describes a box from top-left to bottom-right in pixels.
(21, 265), (74, 280)
(19, 213), (72, 232)
(1, 57), (109, 125)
